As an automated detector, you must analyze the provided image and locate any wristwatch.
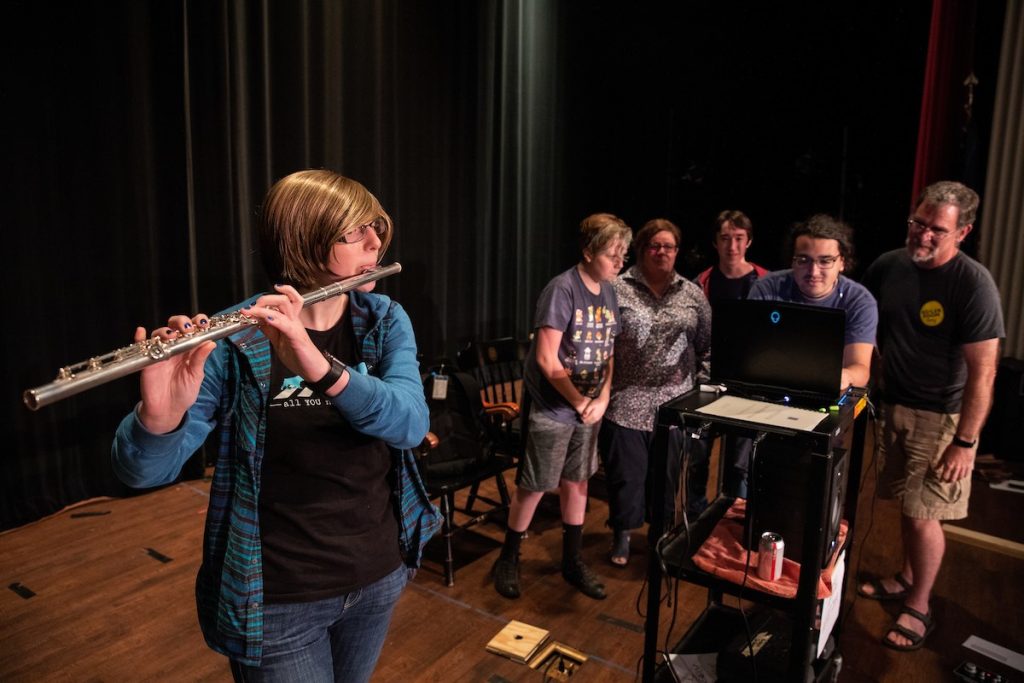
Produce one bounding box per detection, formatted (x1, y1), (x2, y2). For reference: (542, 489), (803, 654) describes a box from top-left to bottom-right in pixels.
(307, 350), (346, 394)
(951, 434), (977, 449)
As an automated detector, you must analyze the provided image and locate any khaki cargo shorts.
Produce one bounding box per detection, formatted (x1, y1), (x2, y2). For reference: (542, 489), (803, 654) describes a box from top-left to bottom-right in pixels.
(876, 402), (970, 520)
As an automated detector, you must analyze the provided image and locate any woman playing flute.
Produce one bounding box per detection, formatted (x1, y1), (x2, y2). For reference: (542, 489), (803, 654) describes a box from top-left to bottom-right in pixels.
(112, 170), (439, 682)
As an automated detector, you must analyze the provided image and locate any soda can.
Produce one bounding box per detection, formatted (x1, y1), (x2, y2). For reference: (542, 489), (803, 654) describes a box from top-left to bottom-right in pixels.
(757, 531), (784, 581)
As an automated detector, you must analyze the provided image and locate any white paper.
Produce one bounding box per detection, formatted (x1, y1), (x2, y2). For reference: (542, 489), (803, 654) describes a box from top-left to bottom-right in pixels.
(695, 395), (826, 432)
(989, 479), (1024, 494)
(816, 551), (845, 657)
(963, 636), (1024, 672)
(666, 653), (717, 682)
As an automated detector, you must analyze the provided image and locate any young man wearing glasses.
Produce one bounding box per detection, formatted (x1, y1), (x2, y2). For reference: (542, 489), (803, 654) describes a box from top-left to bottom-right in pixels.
(748, 213), (878, 390)
(857, 181), (1003, 652)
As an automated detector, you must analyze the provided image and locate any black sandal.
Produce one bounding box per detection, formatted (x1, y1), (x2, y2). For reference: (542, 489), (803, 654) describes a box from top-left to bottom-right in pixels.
(857, 572), (911, 601)
(608, 530), (630, 567)
(883, 605), (935, 651)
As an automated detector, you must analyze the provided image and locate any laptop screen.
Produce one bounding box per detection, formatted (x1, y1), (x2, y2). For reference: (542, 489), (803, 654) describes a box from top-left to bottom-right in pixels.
(710, 299), (846, 405)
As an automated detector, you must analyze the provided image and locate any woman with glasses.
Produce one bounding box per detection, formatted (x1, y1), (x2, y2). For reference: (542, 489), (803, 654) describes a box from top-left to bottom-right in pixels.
(493, 213), (631, 601)
(748, 213), (877, 390)
(598, 219), (712, 566)
(112, 169), (440, 682)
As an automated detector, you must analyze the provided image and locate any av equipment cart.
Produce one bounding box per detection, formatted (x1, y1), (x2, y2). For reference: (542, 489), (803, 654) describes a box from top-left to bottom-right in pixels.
(642, 388), (868, 682)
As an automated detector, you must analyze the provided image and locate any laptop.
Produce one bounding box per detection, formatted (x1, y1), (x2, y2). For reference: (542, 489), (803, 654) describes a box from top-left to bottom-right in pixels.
(709, 299), (846, 408)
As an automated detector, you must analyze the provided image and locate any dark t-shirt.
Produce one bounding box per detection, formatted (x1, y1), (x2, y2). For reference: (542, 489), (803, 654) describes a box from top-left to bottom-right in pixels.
(862, 249), (1004, 413)
(523, 266), (619, 424)
(259, 313), (401, 603)
(705, 266), (761, 303)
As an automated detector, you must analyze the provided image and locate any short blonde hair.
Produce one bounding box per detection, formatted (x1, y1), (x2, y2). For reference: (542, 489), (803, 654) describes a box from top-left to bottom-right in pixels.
(578, 212), (632, 256)
(259, 170), (393, 288)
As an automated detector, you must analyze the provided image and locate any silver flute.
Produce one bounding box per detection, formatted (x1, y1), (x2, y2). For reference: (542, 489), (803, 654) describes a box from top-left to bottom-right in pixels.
(23, 262), (402, 411)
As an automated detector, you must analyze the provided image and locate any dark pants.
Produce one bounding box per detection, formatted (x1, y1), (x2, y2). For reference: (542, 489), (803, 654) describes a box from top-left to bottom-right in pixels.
(722, 434), (753, 499)
(686, 433), (753, 508)
(599, 420), (698, 532)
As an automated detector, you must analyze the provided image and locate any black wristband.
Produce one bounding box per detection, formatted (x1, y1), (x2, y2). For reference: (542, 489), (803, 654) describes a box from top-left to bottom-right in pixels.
(951, 434), (976, 449)
(307, 351), (346, 395)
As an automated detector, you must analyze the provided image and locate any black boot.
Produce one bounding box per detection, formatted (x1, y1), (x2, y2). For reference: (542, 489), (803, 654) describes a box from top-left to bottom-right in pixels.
(494, 529), (524, 599)
(562, 557), (606, 600)
(493, 555), (521, 599)
(561, 523), (606, 599)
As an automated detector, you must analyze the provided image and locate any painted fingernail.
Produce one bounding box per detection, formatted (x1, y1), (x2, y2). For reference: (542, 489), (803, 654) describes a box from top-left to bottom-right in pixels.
(267, 316), (274, 321)
(200, 318), (208, 325)
(184, 323), (192, 329)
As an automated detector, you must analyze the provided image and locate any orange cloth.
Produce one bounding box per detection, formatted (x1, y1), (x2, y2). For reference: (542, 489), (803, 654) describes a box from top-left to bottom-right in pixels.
(691, 499), (847, 599)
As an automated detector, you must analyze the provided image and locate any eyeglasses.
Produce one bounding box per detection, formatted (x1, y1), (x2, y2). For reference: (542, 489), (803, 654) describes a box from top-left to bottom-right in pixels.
(907, 217), (956, 241)
(338, 218), (386, 244)
(646, 243), (679, 254)
(792, 254), (841, 269)
(599, 250), (629, 265)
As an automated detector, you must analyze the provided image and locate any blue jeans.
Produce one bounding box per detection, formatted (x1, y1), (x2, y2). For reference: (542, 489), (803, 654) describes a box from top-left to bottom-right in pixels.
(230, 564), (408, 683)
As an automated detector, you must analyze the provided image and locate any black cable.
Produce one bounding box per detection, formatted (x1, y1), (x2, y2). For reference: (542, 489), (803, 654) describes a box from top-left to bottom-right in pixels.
(842, 403), (881, 628)
(736, 430), (767, 683)
(662, 572), (683, 667)
(635, 432), (689, 681)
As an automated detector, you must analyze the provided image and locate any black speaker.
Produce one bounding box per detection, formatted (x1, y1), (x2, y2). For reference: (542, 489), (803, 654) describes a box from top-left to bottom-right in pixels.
(744, 430), (850, 568)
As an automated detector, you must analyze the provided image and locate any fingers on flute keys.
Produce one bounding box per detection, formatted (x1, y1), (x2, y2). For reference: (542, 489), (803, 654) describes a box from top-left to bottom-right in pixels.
(136, 314), (210, 343)
(244, 288), (301, 324)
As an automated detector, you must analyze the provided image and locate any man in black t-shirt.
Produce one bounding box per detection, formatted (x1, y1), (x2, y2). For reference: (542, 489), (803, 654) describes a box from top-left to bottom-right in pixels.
(858, 181), (1004, 652)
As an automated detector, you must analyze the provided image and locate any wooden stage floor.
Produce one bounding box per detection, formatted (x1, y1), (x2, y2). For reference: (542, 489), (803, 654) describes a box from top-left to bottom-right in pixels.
(2, 441), (1022, 681)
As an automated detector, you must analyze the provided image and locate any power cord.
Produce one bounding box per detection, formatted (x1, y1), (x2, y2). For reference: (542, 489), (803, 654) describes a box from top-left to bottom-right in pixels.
(842, 402), (881, 628)
(636, 427), (697, 681)
(736, 430), (768, 683)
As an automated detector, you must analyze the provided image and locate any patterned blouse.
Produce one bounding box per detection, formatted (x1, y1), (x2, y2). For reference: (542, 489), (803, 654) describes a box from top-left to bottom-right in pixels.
(605, 265), (712, 432)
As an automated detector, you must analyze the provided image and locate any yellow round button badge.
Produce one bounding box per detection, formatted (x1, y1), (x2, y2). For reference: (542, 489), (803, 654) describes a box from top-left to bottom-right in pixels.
(919, 300), (945, 327)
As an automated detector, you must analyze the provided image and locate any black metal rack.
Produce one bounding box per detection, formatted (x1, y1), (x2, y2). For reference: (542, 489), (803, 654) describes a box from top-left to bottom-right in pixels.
(642, 388), (868, 682)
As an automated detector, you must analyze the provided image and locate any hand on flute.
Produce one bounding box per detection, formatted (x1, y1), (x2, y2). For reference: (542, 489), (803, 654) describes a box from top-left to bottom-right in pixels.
(137, 314), (216, 434)
(241, 284), (347, 394)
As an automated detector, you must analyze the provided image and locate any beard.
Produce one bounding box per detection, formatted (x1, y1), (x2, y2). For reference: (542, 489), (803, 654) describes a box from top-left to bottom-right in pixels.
(906, 236), (936, 264)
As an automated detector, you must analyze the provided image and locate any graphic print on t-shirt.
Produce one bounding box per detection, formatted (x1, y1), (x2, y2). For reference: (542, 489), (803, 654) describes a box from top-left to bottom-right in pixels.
(269, 375), (333, 410)
(919, 300), (945, 327)
(569, 302), (617, 398)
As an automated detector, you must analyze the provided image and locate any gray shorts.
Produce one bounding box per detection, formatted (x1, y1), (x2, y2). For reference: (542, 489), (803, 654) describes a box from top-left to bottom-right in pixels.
(877, 402), (969, 520)
(517, 410), (600, 492)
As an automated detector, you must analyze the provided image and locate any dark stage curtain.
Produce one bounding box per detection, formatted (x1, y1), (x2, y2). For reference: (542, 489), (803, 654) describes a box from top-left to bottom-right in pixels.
(4, 0), (566, 530)
(6, 2), (972, 531)
(910, 0), (1005, 258)
(912, 0), (976, 204)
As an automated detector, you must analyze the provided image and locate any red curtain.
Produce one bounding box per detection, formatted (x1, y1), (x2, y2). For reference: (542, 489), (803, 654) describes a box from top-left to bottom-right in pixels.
(911, 0), (978, 206)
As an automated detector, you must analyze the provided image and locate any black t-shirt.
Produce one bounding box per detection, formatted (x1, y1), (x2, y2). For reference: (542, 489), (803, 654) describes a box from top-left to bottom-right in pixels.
(862, 249), (1004, 413)
(259, 313), (401, 603)
(706, 266), (761, 304)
